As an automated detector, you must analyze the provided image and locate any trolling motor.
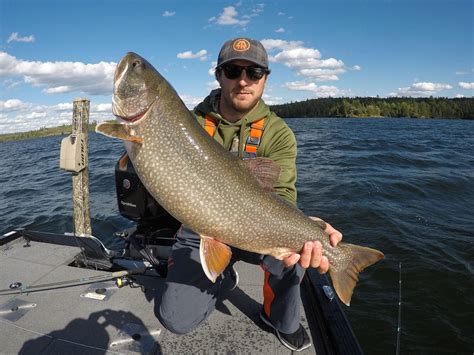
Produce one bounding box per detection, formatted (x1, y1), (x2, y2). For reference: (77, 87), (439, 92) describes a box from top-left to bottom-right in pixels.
(114, 152), (180, 273)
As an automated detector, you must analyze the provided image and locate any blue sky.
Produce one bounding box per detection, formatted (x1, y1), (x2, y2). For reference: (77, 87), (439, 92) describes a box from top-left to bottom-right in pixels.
(1, 0), (473, 133)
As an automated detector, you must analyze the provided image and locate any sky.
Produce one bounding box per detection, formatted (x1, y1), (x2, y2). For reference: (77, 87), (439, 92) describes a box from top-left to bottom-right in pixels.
(0, 0), (473, 134)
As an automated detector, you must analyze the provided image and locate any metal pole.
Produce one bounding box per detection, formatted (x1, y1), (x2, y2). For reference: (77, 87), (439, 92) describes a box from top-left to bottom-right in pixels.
(71, 99), (92, 236)
(396, 262), (402, 355)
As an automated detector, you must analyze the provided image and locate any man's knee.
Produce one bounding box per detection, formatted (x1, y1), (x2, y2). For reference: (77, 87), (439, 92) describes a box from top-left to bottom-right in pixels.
(154, 285), (212, 335)
(155, 303), (203, 335)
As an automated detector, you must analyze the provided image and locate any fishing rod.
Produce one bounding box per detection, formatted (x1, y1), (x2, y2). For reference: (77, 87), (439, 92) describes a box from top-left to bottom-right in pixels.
(0, 268), (147, 296)
(396, 262), (402, 355)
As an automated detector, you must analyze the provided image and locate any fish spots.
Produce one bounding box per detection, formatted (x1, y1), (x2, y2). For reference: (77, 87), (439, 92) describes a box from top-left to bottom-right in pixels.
(129, 98), (319, 255)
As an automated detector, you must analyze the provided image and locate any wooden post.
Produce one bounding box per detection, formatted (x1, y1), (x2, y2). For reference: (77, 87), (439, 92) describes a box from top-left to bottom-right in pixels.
(71, 99), (92, 236)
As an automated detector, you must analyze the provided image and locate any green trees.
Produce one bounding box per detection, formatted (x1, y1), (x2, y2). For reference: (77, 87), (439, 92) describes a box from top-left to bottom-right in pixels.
(271, 97), (473, 119)
(0, 123), (98, 142)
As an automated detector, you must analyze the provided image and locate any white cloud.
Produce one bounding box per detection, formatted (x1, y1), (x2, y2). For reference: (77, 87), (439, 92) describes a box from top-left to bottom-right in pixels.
(412, 82), (452, 91)
(391, 82), (453, 97)
(54, 102), (73, 110)
(208, 61), (218, 76)
(210, 6), (249, 26)
(262, 94), (284, 105)
(274, 48), (322, 61)
(179, 94), (203, 109)
(91, 102), (113, 119)
(459, 82), (474, 90)
(43, 86), (70, 94)
(284, 81), (341, 97)
(177, 49), (208, 61)
(261, 39), (303, 51)
(95, 103), (112, 112)
(298, 69), (344, 81)
(278, 12), (285, 16)
(261, 39), (352, 82)
(0, 99), (29, 111)
(275, 28), (285, 33)
(455, 69), (473, 75)
(0, 100), (115, 134)
(162, 10), (176, 17)
(7, 32), (35, 43)
(305, 58), (345, 70)
(26, 111), (47, 119)
(251, 3), (265, 16)
(3, 78), (23, 89)
(0, 51), (116, 96)
(206, 80), (220, 91)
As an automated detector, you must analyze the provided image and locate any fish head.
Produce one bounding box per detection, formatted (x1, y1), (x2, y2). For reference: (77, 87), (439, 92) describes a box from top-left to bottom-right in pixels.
(112, 52), (161, 125)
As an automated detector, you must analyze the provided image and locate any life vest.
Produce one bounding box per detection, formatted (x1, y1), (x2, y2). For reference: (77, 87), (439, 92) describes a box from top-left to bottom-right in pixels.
(204, 114), (265, 159)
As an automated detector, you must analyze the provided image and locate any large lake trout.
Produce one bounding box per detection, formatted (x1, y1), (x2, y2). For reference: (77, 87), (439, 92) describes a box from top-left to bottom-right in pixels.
(97, 52), (384, 305)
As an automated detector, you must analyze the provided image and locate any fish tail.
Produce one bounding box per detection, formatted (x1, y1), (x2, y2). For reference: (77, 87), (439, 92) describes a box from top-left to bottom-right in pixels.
(328, 243), (384, 306)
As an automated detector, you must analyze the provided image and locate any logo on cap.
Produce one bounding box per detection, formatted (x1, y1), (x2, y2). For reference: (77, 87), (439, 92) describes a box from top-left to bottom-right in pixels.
(233, 39), (250, 52)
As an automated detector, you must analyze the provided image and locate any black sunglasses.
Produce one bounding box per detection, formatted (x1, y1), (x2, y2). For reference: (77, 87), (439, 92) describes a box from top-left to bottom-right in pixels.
(219, 64), (270, 81)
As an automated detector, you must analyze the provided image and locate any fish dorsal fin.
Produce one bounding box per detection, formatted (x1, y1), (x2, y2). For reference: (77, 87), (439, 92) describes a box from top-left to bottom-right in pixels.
(241, 158), (281, 192)
(96, 122), (143, 143)
(199, 235), (232, 283)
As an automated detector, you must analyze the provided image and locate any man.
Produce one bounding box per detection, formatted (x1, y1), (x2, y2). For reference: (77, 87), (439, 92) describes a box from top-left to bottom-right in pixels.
(156, 38), (342, 351)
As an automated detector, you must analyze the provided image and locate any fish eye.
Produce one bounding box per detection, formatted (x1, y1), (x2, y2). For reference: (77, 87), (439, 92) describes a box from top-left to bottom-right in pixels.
(132, 59), (141, 67)
(132, 59), (145, 71)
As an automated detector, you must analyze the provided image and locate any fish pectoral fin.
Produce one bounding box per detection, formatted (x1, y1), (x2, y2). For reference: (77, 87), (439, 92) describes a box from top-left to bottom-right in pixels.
(118, 152), (129, 171)
(241, 158), (281, 192)
(96, 122), (143, 143)
(199, 236), (232, 283)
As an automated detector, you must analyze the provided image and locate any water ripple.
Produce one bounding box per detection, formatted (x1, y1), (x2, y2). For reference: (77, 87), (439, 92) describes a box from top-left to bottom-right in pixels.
(1, 118), (473, 353)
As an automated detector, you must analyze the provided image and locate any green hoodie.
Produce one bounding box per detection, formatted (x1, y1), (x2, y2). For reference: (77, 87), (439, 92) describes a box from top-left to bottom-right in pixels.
(193, 89), (297, 206)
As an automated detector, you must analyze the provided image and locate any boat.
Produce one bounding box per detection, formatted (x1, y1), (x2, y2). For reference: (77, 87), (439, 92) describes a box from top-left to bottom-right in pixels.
(0, 125), (363, 354)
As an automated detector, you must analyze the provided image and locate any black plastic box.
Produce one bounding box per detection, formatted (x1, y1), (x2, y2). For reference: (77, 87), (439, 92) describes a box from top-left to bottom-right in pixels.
(114, 153), (169, 222)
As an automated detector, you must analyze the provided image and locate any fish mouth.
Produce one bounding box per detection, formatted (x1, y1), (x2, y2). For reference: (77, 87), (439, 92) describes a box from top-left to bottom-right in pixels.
(117, 109), (147, 123)
(113, 97), (157, 125)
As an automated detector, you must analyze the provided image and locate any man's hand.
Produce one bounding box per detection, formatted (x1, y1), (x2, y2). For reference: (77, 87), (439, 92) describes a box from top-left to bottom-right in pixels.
(282, 217), (343, 273)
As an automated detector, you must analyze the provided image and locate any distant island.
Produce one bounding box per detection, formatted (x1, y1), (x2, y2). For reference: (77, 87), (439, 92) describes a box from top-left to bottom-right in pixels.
(1, 97), (473, 142)
(0, 123), (98, 143)
(270, 97), (473, 119)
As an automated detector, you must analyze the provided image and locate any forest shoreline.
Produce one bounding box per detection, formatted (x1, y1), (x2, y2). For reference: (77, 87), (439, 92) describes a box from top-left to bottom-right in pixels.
(2, 97), (473, 143)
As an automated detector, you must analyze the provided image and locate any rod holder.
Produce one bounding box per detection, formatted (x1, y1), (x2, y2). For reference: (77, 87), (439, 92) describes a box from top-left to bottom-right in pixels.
(69, 99), (91, 236)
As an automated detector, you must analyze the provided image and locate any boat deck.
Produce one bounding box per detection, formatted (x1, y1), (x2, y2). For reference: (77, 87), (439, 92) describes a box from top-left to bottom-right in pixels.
(0, 236), (318, 354)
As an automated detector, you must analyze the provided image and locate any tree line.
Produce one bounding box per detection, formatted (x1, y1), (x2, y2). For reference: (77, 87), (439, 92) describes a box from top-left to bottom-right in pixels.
(0, 123), (97, 143)
(270, 97), (473, 119)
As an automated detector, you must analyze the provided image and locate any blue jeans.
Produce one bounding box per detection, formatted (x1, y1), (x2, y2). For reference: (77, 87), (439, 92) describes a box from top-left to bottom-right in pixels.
(155, 226), (305, 334)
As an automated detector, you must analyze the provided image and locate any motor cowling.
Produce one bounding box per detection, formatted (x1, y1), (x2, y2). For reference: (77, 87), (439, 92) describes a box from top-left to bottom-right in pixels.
(114, 152), (179, 230)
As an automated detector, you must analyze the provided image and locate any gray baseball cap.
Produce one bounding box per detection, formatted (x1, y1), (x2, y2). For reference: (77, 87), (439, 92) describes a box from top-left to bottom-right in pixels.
(217, 38), (269, 68)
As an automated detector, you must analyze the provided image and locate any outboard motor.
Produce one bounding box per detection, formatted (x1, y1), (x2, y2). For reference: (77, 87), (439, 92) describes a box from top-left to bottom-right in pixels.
(115, 152), (180, 269)
(115, 153), (169, 223)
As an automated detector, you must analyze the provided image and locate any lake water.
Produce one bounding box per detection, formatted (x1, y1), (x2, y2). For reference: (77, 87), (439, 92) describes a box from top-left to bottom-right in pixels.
(1, 117), (472, 354)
